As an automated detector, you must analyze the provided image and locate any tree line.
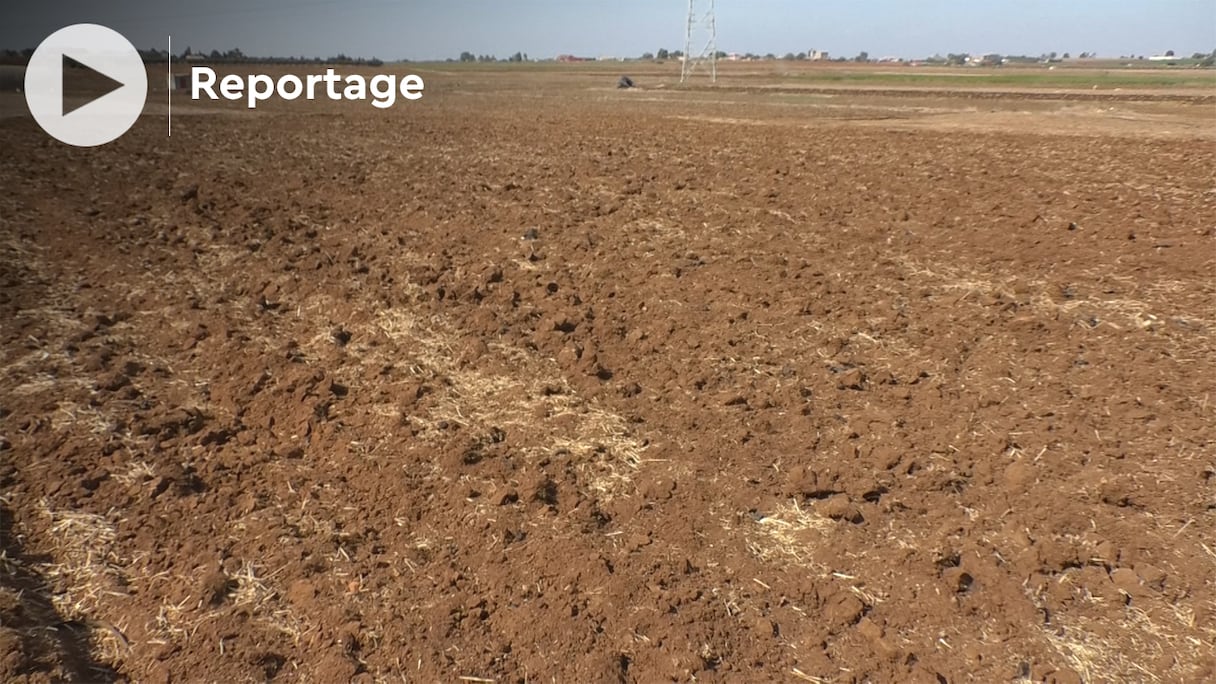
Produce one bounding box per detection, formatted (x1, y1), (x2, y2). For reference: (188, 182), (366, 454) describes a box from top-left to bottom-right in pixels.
(448, 48), (1216, 65)
(3, 46), (1213, 67)
(0, 47), (388, 66)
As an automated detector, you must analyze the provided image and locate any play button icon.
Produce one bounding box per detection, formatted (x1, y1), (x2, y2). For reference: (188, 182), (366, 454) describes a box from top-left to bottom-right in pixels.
(61, 55), (127, 116)
(25, 24), (148, 147)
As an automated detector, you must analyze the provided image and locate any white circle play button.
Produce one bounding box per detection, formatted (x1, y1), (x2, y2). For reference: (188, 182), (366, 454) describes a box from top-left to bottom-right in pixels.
(24, 23), (148, 147)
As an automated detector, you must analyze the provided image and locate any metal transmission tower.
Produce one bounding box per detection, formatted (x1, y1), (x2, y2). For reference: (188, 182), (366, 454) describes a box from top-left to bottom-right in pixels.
(680, 0), (717, 83)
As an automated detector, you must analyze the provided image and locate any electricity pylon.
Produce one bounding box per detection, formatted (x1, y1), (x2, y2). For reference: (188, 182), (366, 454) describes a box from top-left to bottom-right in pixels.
(681, 0), (717, 83)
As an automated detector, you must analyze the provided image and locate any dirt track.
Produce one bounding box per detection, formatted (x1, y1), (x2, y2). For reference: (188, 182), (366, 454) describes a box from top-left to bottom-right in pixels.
(685, 84), (1216, 104)
(2, 70), (1215, 683)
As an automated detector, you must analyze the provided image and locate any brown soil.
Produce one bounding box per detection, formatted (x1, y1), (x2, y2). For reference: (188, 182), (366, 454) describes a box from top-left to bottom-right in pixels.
(2, 69), (1214, 683)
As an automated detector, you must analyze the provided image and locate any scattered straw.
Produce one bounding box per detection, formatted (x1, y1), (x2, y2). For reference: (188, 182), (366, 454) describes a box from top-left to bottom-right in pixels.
(791, 667), (827, 683)
(230, 560), (304, 641)
(747, 500), (832, 569)
(371, 306), (648, 500)
(1040, 592), (1214, 682)
(38, 501), (126, 618)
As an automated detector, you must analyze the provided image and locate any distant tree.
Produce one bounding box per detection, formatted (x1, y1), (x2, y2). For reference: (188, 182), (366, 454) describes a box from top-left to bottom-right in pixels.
(656, 48), (670, 59)
(136, 48), (166, 63)
(509, 51), (523, 62)
(781, 52), (796, 60)
(671, 50), (683, 58)
(714, 50), (727, 59)
(640, 52), (654, 60)
(209, 49), (222, 59)
(764, 53), (776, 60)
(796, 52), (807, 60)
(854, 51), (869, 63)
(947, 53), (968, 66)
(1062, 52), (1071, 59)
(459, 51), (475, 62)
(1165, 50), (1175, 57)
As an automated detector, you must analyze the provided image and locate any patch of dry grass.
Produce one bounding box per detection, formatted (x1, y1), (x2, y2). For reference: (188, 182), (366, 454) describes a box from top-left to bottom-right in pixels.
(38, 501), (127, 617)
(50, 401), (120, 436)
(229, 560), (304, 642)
(32, 501), (133, 664)
(369, 306), (648, 500)
(1042, 605), (1213, 684)
(1032, 544), (1216, 684)
(746, 500), (833, 571)
(897, 255), (1216, 338)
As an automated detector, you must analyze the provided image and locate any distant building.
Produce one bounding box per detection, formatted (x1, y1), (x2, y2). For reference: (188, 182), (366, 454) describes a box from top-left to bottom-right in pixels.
(809, 50), (829, 61)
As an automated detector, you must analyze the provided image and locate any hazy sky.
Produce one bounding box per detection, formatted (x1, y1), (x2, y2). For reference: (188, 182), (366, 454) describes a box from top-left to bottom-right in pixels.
(3, 1), (1213, 60)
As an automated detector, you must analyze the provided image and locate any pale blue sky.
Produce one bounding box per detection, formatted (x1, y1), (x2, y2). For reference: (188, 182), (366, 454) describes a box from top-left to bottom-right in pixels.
(3, 1), (1213, 60)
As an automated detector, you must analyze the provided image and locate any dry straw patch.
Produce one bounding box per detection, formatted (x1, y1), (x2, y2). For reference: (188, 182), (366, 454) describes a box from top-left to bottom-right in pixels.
(897, 255), (1216, 338)
(1033, 542), (1216, 684)
(229, 560), (305, 642)
(34, 501), (133, 664)
(0, 238), (91, 396)
(37, 501), (127, 618)
(136, 561), (306, 659)
(744, 500), (892, 606)
(1042, 607), (1215, 684)
(746, 500), (833, 571)
(370, 306), (648, 500)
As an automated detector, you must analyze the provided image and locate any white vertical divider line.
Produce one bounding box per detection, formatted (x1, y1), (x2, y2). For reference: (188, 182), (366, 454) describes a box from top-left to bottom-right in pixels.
(168, 34), (172, 137)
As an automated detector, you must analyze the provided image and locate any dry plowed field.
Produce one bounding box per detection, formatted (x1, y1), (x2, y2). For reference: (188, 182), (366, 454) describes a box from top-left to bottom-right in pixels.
(2, 67), (1215, 683)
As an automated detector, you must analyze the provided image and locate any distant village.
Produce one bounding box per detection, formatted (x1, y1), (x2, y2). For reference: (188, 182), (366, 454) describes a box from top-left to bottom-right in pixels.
(553, 48), (1212, 67)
